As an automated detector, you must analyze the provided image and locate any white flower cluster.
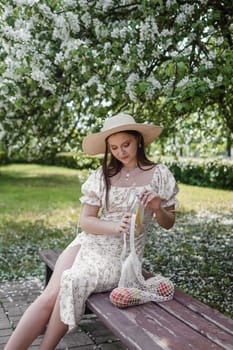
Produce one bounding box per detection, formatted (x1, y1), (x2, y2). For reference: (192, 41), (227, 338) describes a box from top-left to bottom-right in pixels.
(0, 0), (230, 142)
(125, 73), (140, 102)
(177, 76), (189, 88)
(65, 12), (81, 34)
(53, 15), (70, 41)
(146, 76), (162, 98)
(96, 0), (114, 12)
(180, 3), (195, 16)
(166, 0), (177, 9)
(175, 12), (187, 25)
(204, 77), (214, 89)
(140, 16), (158, 42)
(14, 0), (39, 5)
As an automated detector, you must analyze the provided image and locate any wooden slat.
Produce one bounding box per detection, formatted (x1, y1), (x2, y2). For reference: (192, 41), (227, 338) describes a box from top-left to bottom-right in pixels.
(158, 295), (233, 350)
(174, 289), (233, 336)
(39, 249), (62, 270)
(87, 292), (224, 350)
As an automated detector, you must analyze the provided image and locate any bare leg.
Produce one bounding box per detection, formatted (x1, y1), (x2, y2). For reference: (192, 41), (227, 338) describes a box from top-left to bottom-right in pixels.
(38, 294), (68, 350)
(4, 244), (81, 350)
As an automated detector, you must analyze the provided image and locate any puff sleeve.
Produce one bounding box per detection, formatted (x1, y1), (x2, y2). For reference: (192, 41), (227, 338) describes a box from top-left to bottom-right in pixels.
(151, 164), (179, 208)
(79, 167), (105, 207)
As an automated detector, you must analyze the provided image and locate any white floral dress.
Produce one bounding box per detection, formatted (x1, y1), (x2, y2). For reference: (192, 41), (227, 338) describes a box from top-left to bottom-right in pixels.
(59, 164), (178, 330)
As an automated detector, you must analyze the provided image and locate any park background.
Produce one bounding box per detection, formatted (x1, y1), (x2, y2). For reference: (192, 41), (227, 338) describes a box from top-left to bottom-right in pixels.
(0, 0), (232, 320)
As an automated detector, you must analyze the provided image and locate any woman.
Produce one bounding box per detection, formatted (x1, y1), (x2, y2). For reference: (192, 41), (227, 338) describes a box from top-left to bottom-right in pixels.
(4, 113), (178, 350)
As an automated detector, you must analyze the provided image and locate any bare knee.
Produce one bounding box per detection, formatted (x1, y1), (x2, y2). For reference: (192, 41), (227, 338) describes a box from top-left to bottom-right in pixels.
(36, 289), (58, 313)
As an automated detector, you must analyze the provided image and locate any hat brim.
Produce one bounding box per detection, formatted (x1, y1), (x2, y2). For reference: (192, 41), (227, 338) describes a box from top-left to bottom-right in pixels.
(82, 123), (163, 155)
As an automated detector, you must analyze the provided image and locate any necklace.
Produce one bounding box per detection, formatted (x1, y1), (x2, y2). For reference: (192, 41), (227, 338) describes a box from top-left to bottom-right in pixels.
(121, 166), (138, 181)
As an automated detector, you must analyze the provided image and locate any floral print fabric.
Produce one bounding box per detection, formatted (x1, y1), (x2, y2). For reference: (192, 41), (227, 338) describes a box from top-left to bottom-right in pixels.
(59, 164), (178, 330)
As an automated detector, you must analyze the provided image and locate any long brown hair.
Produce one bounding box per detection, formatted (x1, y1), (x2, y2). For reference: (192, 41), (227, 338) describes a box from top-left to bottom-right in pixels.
(102, 130), (155, 207)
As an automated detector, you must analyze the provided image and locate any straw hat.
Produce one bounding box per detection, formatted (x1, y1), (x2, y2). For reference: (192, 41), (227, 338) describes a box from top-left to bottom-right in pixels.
(82, 113), (162, 155)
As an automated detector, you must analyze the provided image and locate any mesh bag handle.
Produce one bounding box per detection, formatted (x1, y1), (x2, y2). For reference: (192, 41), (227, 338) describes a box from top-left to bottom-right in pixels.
(113, 199), (175, 308)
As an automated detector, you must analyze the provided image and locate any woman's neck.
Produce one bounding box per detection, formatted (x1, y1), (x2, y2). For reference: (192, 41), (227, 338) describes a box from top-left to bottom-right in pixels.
(122, 164), (138, 170)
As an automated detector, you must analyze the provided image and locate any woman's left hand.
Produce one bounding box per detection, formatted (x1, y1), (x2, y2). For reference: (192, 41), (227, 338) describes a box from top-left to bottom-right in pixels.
(139, 190), (161, 212)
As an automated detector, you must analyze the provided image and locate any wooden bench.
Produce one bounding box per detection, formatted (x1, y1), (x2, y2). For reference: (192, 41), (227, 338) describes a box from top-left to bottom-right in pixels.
(39, 249), (233, 350)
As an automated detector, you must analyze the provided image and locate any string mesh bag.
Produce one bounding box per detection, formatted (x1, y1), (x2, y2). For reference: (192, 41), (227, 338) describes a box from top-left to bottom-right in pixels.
(110, 206), (174, 308)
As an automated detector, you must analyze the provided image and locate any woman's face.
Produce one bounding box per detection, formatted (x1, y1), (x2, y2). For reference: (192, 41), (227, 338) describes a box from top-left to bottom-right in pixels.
(107, 132), (138, 168)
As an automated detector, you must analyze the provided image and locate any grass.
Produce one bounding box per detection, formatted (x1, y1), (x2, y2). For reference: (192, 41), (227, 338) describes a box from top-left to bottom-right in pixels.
(178, 183), (233, 213)
(0, 163), (232, 318)
(0, 164), (87, 226)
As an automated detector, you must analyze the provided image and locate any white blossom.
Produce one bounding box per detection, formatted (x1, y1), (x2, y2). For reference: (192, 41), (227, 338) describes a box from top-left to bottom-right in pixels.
(97, 83), (105, 94)
(125, 73), (139, 102)
(37, 3), (53, 18)
(111, 27), (120, 39)
(80, 12), (92, 27)
(170, 50), (179, 57)
(93, 18), (102, 38)
(97, 0), (114, 11)
(54, 52), (64, 65)
(76, 0), (88, 8)
(103, 58), (112, 65)
(81, 65), (86, 74)
(216, 36), (224, 45)
(204, 77), (214, 89)
(86, 76), (99, 88)
(207, 26), (215, 35)
(122, 43), (130, 58)
(208, 51), (216, 59)
(104, 42), (111, 51)
(140, 16), (159, 42)
(160, 29), (174, 37)
(146, 76), (161, 98)
(147, 76), (161, 90)
(180, 4), (195, 16)
(217, 75), (223, 83)
(175, 12), (187, 25)
(14, 0), (39, 5)
(177, 76), (189, 88)
(66, 12), (81, 34)
(166, 0), (177, 9)
(3, 25), (31, 42)
(63, 0), (77, 6)
(31, 68), (47, 82)
(204, 60), (214, 69)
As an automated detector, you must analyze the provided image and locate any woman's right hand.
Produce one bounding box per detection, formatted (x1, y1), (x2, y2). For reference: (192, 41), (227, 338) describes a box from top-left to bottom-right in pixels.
(115, 212), (132, 235)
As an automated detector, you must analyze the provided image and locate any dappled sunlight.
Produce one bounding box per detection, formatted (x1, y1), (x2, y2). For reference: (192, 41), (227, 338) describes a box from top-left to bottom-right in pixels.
(177, 184), (233, 213)
(0, 163), (84, 177)
(1, 207), (80, 228)
(0, 164), (84, 216)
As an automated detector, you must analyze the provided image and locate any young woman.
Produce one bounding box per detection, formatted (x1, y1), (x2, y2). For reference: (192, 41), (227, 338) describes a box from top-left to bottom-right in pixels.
(4, 113), (178, 350)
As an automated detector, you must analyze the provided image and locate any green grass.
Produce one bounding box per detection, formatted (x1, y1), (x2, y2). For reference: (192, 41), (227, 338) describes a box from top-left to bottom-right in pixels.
(1, 164), (231, 218)
(0, 164), (87, 226)
(178, 183), (233, 213)
(0, 163), (232, 318)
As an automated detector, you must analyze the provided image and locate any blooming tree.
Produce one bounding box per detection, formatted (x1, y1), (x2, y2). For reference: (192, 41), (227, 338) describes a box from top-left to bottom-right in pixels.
(0, 0), (232, 157)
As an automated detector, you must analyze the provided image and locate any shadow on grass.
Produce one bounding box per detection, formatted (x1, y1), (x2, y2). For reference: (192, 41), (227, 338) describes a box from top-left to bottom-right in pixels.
(144, 212), (233, 318)
(0, 220), (77, 281)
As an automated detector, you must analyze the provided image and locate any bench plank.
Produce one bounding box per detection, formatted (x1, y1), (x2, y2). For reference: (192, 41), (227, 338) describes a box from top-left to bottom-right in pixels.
(39, 249), (62, 285)
(87, 292), (224, 350)
(39, 249), (233, 350)
(158, 296), (233, 350)
(174, 289), (233, 336)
